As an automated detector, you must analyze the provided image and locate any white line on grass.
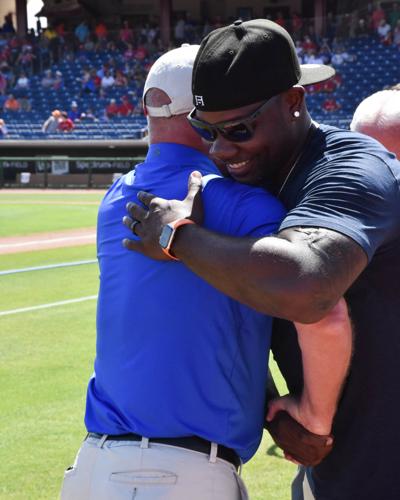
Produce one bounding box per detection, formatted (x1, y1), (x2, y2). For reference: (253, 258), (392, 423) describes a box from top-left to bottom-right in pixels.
(0, 295), (98, 317)
(0, 259), (97, 276)
(0, 234), (95, 249)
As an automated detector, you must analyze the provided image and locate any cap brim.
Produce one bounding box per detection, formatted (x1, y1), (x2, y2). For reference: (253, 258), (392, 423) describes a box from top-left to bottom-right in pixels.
(299, 64), (335, 86)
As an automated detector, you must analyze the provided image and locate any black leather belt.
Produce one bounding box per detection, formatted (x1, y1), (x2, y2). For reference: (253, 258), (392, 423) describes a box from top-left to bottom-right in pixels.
(87, 432), (240, 470)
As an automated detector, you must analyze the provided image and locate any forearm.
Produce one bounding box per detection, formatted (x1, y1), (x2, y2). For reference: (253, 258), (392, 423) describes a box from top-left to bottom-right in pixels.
(295, 298), (352, 434)
(173, 225), (355, 322)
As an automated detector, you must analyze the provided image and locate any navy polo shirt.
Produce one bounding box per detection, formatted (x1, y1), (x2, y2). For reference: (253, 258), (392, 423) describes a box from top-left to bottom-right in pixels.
(85, 143), (286, 462)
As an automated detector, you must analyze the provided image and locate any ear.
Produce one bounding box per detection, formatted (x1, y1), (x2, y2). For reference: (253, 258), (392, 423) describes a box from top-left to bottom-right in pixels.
(283, 86), (306, 119)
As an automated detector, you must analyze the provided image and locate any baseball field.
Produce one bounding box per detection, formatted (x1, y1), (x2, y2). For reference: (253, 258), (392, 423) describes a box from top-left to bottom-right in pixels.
(0, 189), (294, 499)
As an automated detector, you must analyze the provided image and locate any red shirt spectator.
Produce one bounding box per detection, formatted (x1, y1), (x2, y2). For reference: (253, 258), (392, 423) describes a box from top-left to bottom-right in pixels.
(118, 96), (135, 116)
(105, 98), (119, 118)
(135, 45), (148, 61)
(372, 4), (386, 30)
(58, 113), (74, 132)
(95, 22), (108, 40)
(322, 98), (341, 112)
(323, 73), (342, 92)
(275, 12), (286, 28)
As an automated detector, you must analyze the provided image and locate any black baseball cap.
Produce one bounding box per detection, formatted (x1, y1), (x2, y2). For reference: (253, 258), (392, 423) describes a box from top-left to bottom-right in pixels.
(192, 19), (335, 111)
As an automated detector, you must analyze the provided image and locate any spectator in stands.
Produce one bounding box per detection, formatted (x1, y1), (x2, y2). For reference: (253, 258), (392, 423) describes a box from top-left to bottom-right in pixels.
(115, 69), (128, 87)
(16, 46), (35, 75)
(67, 101), (80, 122)
(105, 98), (119, 119)
(118, 94), (135, 116)
(355, 18), (370, 37)
(302, 35), (317, 53)
(371, 2), (386, 30)
(41, 69), (54, 88)
(0, 71), (7, 95)
(294, 40), (304, 62)
(75, 21), (90, 44)
(318, 39), (332, 64)
(0, 118), (8, 137)
(274, 11), (286, 29)
(53, 70), (63, 90)
(323, 72), (342, 92)
(95, 21), (108, 42)
(100, 68), (115, 93)
(331, 46), (355, 65)
(80, 108), (98, 122)
(389, 2), (400, 29)
(42, 109), (61, 133)
(351, 85), (400, 157)
(394, 19), (400, 47)
(81, 68), (100, 95)
(290, 12), (304, 40)
(14, 71), (29, 96)
(58, 111), (74, 132)
(19, 95), (31, 112)
(4, 94), (20, 112)
(174, 16), (186, 45)
(119, 20), (134, 46)
(322, 97), (341, 112)
(123, 42), (135, 61)
(1, 13), (15, 34)
(377, 18), (392, 44)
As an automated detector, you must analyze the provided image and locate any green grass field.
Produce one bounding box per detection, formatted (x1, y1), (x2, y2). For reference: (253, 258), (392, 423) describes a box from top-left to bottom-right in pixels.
(0, 190), (295, 499)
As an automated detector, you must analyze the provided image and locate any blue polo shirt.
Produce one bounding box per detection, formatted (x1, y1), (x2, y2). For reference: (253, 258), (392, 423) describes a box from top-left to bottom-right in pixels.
(85, 143), (285, 462)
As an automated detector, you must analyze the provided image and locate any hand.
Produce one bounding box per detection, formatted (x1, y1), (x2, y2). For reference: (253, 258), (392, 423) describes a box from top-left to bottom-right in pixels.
(264, 410), (334, 466)
(264, 396), (334, 467)
(122, 171), (204, 260)
(267, 394), (333, 436)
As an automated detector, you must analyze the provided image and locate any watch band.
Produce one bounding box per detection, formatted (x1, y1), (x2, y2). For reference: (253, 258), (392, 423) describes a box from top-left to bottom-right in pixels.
(160, 218), (195, 261)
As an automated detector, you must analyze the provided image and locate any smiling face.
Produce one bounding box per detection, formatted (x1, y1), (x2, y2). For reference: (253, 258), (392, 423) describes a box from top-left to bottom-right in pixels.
(196, 91), (303, 187)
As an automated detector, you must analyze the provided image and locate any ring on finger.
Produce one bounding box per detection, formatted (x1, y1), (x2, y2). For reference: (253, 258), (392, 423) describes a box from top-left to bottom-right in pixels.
(131, 220), (140, 235)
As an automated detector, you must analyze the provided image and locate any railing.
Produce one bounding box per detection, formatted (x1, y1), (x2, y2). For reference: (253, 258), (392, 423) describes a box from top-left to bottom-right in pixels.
(0, 155), (146, 189)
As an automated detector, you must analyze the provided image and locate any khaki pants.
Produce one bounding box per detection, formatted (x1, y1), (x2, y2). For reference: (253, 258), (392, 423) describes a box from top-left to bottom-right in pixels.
(60, 435), (248, 500)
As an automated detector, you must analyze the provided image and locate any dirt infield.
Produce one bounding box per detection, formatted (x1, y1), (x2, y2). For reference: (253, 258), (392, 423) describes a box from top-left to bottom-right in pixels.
(0, 227), (96, 255)
(0, 188), (102, 254)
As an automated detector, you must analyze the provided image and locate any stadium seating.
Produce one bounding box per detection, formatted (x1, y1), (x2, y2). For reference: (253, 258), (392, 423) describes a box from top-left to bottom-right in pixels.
(1, 35), (399, 139)
(308, 35), (400, 128)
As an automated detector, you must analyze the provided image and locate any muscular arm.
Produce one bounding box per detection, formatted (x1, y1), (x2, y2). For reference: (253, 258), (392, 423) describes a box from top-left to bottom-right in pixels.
(124, 173), (367, 323)
(172, 224), (366, 322)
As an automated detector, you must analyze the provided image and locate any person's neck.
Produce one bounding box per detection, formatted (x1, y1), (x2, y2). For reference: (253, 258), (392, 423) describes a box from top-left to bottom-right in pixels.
(272, 117), (315, 195)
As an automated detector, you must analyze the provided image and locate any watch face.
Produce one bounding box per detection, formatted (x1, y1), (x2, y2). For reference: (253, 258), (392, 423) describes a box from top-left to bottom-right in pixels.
(159, 225), (174, 249)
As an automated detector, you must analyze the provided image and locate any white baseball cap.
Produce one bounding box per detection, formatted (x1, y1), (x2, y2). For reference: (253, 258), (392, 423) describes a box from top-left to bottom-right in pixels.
(143, 44), (199, 118)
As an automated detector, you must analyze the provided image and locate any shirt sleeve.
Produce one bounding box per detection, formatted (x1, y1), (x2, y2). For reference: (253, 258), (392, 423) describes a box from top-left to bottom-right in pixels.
(202, 177), (286, 238)
(279, 154), (400, 261)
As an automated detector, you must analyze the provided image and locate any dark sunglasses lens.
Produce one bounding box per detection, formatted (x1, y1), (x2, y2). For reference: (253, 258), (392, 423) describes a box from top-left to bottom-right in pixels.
(189, 122), (217, 142)
(221, 123), (252, 142)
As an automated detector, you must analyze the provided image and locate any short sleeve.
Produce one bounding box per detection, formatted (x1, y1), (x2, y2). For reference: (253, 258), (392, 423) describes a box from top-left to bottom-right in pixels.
(279, 154), (400, 261)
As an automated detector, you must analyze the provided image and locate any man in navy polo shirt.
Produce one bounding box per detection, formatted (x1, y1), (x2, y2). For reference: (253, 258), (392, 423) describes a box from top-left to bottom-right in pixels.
(123, 20), (400, 500)
(61, 44), (352, 500)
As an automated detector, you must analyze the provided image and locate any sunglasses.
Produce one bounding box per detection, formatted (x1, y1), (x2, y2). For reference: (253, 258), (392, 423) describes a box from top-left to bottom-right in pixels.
(187, 99), (270, 143)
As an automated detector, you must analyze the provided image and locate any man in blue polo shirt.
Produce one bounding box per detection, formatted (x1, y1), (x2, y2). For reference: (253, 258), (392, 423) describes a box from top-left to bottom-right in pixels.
(61, 45), (352, 500)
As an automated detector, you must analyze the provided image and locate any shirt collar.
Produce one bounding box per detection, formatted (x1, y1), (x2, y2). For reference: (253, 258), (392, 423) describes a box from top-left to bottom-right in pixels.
(146, 143), (219, 175)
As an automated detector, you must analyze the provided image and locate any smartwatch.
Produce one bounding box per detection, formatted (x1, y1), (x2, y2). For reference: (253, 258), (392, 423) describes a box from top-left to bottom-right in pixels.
(159, 218), (195, 261)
